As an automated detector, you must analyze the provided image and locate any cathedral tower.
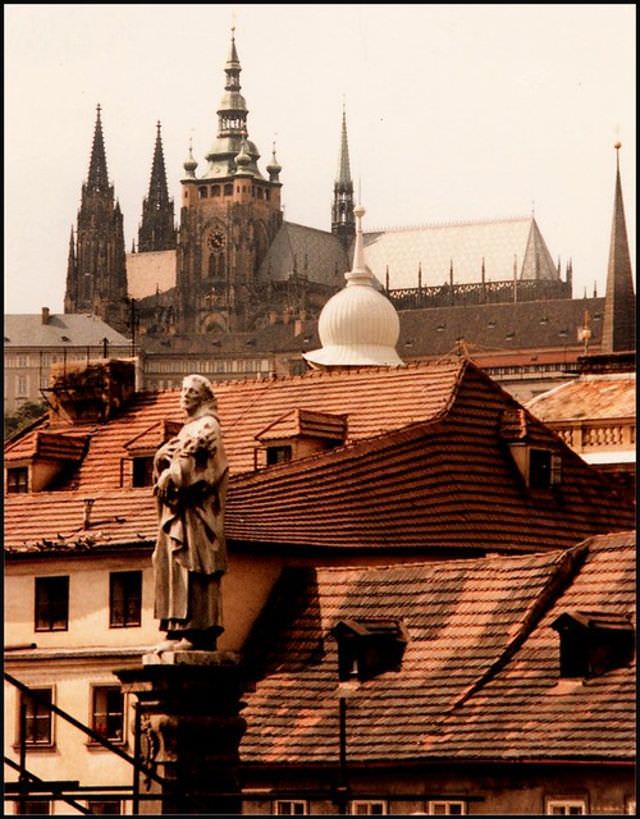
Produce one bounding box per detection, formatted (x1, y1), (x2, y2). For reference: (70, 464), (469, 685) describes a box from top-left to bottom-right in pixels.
(331, 105), (355, 247)
(176, 28), (283, 334)
(64, 105), (128, 332)
(601, 143), (635, 353)
(137, 121), (177, 252)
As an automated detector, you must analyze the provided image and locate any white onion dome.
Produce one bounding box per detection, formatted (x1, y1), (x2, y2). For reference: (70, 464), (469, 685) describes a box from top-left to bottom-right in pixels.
(304, 204), (404, 368)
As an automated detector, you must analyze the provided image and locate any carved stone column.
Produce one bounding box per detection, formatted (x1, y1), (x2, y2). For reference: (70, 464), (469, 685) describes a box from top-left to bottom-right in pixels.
(116, 651), (245, 815)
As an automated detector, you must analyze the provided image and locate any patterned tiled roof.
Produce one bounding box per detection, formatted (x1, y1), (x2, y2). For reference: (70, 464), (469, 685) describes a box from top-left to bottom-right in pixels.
(398, 297), (605, 357)
(258, 222), (349, 286)
(4, 313), (130, 347)
(5, 362), (634, 555)
(526, 373), (636, 422)
(5, 360), (464, 480)
(362, 216), (558, 289)
(239, 530), (635, 764)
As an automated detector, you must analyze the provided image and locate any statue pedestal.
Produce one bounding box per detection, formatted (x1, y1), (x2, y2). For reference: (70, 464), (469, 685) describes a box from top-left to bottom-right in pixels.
(116, 651), (245, 815)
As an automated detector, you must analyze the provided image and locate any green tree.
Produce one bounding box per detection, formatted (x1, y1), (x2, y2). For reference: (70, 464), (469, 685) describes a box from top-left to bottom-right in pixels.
(4, 400), (47, 441)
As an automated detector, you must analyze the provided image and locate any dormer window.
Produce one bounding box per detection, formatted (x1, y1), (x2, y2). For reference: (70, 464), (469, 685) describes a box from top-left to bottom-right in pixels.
(132, 456), (154, 487)
(7, 466), (29, 494)
(331, 618), (408, 682)
(529, 448), (562, 489)
(266, 445), (292, 466)
(551, 610), (634, 679)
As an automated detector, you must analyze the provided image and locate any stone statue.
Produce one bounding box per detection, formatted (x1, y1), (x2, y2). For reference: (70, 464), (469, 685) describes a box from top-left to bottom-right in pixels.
(152, 374), (228, 652)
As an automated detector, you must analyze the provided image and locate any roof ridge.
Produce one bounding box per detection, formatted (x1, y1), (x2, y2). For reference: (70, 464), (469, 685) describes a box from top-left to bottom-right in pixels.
(365, 215), (531, 235)
(447, 540), (590, 714)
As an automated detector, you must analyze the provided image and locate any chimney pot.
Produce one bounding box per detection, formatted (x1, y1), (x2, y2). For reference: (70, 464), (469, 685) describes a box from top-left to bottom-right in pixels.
(42, 307), (50, 325)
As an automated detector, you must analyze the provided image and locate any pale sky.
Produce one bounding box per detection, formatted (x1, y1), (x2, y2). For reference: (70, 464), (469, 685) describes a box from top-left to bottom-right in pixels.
(4, 3), (636, 314)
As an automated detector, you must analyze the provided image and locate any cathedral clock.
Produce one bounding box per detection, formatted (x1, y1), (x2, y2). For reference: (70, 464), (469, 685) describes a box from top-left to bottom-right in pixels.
(207, 230), (226, 251)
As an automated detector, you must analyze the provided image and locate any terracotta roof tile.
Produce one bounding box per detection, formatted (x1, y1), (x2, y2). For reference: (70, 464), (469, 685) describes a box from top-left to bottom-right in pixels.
(526, 373), (636, 422)
(239, 531), (635, 764)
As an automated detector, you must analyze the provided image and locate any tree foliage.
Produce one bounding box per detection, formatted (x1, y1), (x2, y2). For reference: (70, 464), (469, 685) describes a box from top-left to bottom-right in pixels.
(4, 400), (47, 441)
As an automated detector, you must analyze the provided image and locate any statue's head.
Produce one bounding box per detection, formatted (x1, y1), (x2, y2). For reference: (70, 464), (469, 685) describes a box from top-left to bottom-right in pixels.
(180, 374), (218, 417)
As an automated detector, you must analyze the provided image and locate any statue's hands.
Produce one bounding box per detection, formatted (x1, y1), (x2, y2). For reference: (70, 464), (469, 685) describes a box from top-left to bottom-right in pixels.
(154, 470), (175, 503)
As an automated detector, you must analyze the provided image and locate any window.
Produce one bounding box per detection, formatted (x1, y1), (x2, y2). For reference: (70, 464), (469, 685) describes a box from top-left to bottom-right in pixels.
(427, 802), (466, 815)
(7, 466), (29, 494)
(19, 688), (53, 746)
(15, 799), (51, 814)
(91, 686), (125, 742)
(274, 801), (308, 815)
(545, 799), (586, 815)
(224, 184), (233, 196)
(198, 187), (208, 199)
(16, 374), (28, 396)
(529, 448), (563, 489)
(132, 456), (154, 487)
(625, 798), (636, 815)
(351, 800), (387, 815)
(87, 801), (121, 815)
(109, 571), (142, 628)
(35, 576), (69, 631)
(266, 445), (292, 466)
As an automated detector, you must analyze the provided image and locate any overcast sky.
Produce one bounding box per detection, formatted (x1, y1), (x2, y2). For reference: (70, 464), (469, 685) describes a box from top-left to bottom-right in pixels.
(5, 3), (636, 314)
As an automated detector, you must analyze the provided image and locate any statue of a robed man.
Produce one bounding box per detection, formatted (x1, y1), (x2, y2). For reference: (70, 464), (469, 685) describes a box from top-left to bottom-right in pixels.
(152, 374), (228, 651)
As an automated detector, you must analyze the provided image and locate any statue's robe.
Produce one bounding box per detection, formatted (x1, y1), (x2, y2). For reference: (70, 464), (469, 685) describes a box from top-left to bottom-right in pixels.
(152, 412), (228, 634)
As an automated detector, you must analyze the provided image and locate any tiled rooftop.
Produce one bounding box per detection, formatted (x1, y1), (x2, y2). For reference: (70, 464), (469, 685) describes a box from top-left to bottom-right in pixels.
(239, 530), (635, 764)
(4, 313), (130, 347)
(526, 373), (636, 422)
(5, 361), (634, 555)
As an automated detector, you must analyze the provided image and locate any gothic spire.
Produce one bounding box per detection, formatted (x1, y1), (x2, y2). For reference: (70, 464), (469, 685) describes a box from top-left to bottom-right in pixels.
(337, 104), (352, 186)
(64, 226), (77, 313)
(87, 103), (109, 192)
(601, 142), (635, 352)
(138, 121), (176, 252)
(332, 103), (355, 247)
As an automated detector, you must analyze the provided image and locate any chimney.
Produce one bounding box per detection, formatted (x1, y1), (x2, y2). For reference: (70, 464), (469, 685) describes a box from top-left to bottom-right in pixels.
(42, 307), (50, 325)
(83, 498), (95, 529)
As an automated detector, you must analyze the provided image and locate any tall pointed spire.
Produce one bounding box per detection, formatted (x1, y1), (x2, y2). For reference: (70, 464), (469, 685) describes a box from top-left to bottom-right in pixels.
(87, 104), (109, 192)
(137, 121), (176, 252)
(64, 105), (128, 333)
(601, 143), (635, 352)
(331, 103), (355, 247)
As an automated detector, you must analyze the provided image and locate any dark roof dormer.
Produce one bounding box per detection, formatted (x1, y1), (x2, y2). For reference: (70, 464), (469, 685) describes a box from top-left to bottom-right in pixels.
(122, 419), (182, 488)
(254, 408), (347, 469)
(331, 617), (408, 682)
(500, 406), (562, 490)
(551, 609), (634, 679)
(4, 431), (89, 494)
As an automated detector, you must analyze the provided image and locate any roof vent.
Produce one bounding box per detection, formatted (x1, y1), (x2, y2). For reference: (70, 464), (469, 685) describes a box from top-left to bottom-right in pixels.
(551, 610), (634, 679)
(331, 618), (408, 682)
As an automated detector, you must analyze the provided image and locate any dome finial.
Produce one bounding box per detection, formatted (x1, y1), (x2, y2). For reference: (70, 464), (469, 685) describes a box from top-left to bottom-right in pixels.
(183, 137), (198, 178)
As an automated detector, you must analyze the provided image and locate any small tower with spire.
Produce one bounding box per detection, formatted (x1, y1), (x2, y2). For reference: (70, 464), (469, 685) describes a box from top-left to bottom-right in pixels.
(331, 104), (356, 248)
(64, 104), (128, 333)
(601, 143), (635, 353)
(137, 121), (176, 252)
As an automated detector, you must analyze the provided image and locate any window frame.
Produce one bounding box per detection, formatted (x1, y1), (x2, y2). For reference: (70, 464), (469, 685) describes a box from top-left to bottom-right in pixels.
(109, 570), (142, 628)
(132, 456), (154, 488)
(266, 445), (293, 466)
(427, 800), (467, 815)
(34, 575), (69, 632)
(273, 800), (308, 815)
(89, 685), (126, 745)
(7, 465), (29, 494)
(350, 799), (388, 815)
(18, 687), (54, 748)
(545, 798), (587, 815)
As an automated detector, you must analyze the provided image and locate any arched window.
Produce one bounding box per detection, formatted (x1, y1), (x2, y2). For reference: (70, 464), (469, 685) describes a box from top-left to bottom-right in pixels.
(217, 255), (225, 278)
(209, 254), (216, 277)
(224, 184), (233, 196)
(212, 186), (221, 197)
(198, 187), (208, 199)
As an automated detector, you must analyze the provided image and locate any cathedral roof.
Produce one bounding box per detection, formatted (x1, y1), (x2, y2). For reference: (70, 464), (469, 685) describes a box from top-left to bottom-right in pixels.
(126, 249), (176, 299)
(361, 215), (559, 289)
(258, 222), (349, 286)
